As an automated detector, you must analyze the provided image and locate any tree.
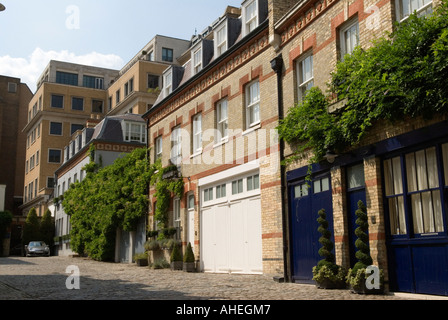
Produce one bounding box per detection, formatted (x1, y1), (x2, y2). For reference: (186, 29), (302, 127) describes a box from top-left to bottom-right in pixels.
(22, 208), (41, 246)
(40, 209), (55, 249)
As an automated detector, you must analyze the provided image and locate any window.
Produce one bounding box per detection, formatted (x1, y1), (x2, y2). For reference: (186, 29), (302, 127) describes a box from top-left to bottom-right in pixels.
(192, 114), (202, 153)
(56, 71), (78, 86)
(193, 47), (202, 74)
(173, 198), (181, 240)
(48, 149), (62, 163)
(50, 122), (63, 136)
(244, 0), (258, 35)
(71, 124), (84, 135)
(297, 53), (314, 101)
(162, 48), (174, 62)
(36, 150), (39, 166)
(148, 74), (159, 89)
(51, 95), (64, 109)
(8, 82), (17, 93)
(340, 19), (359, 60)
(155, 136), (163, 161)
(215, 24), (227, 55)
(171, 126), (182, 165)
(232, 179), (243, 195)
(164, 71), (173, 97)
(92, 100), (104, 113)
(384, 145), (446, 236)
(216, 99), (228, 141)
(188, 194), (195, 210)
(216, 184), (227, 199)
(247, 174), (260, 191)
(72, 97), (84, 111)
(47, 177), (55, 189)
(83, 76), (104, 89)
(204, 187), (214, 202)
(124, 78), (134, 97)
(124, 122), (147, 143)
(396, 0), (432, 22)
(245, 80), (260, 128)
(294, 183), (309, 198)
(116, 90), (121, 104)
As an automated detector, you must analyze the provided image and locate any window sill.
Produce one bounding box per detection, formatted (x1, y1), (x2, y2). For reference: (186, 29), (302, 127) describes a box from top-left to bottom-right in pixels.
(242, 123), (261, 136)
(190, 149), (203, 159)
(213, 137), (229, 149)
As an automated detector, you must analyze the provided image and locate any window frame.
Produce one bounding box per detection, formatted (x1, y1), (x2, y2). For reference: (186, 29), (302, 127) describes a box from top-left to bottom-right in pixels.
(71, 97), (84, 111)
(162, 47), (174, 62)
(215, 23), (228, 56)
(48, 149), (62, 164)
(243, 0), (259, 35)
(51, 94), (64, 109)
(170, 125), (182, 165)
(193, 47), (203, 74)
(164, 70), (173, 97)
(49, 122), (63, 136)
(340, 18), (359, 60)
(395, 0), (433, 22)
(216, 98), (229, 141)
(245, 79), (260, 129)
(296, 52), (314, 101)
(192, 113), (202, 154)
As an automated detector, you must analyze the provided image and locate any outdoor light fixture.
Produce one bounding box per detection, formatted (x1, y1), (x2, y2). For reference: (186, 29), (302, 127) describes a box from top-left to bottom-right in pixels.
(324, 150), (338, 164)
(0, 3), (5, 12)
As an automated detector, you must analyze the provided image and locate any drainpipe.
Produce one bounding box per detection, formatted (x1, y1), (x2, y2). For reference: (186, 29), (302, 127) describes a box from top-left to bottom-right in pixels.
(270, 54), (289, 283)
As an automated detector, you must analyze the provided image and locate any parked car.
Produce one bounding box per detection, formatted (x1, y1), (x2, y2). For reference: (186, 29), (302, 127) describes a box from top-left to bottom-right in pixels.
(25, 241), (50, 257)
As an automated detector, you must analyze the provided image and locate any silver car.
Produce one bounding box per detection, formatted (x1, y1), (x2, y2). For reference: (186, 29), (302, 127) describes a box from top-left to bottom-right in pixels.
(25, 241), (50, 257)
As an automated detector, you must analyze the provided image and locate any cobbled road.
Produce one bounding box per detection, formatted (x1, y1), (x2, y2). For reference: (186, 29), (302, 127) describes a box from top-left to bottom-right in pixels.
(0, 256), (424, 301)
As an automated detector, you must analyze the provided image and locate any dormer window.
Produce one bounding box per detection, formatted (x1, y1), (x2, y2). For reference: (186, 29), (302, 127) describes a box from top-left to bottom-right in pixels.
(243, 0), (258, 35)
(193, 47), (203, 74)
(123, 122), (147, 144)
(215, 24), (228, 56)
(163, 70), (173, 97)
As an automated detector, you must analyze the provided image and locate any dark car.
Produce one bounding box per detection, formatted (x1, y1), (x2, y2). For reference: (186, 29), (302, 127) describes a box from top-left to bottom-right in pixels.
(25, 241), (50, 257)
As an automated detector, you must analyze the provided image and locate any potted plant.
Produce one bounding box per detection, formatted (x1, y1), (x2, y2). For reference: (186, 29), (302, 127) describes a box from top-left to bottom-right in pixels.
(312, 208), (346, 289)
(183, 242), (196, 272)
(347, 201), (384, 294)
(134, 252), (148, 267)
(170, 242), (183, 270)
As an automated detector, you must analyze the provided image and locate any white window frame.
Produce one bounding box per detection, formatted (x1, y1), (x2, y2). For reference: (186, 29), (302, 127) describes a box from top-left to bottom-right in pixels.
(193, 47), (203, 74)
(124, 122), (147, 144)
(395, 0), (433, 22)
(340, 19), (359, 60)
(192, 113), (202, 154)
(243, 0), (258, 36)
(164, 70), (173, 97)
(216, 99), (228, 141)
(173, 197), (181, 240)
(155, 136), (163, 161)
(215, 23), (228, 56)
(245, 80), (260, 129)
(171, 126), (182, 165)
(296, 53), (314, 101)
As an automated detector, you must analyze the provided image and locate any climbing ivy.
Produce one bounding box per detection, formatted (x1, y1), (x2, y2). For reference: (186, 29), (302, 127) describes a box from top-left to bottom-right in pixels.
(278, 2), (448, 167)
(62, 147), (154, 261)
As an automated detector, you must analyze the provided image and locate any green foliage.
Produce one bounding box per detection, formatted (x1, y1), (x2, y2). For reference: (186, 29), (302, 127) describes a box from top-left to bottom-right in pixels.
(22, 208), (41, 245)
(170, 242), (182, 262)
(313, 209), (346, 287)
(350, 201), (373, 277)
(62, 147), (154, 261)
(278, 3), (448, 166)
(0, 211), (13, 256)
(40, 209), (55, 247)
(183, 242), (195, 263)
(150, 161), (184, 237)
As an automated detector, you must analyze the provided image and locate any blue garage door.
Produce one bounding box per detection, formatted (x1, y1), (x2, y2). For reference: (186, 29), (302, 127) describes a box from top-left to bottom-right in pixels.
(384, 144), (448, 295)
(289, 174), (334, 283)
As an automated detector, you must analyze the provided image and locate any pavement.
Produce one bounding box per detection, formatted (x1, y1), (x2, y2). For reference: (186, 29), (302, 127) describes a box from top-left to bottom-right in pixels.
(0, 256), (444, 302)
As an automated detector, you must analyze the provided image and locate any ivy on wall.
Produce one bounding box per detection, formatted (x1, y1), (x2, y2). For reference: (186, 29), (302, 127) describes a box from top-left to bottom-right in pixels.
(277, 1), (448, 168)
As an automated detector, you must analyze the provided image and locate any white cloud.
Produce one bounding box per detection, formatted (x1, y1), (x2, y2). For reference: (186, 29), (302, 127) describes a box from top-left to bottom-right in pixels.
(0, 48), (124, 92)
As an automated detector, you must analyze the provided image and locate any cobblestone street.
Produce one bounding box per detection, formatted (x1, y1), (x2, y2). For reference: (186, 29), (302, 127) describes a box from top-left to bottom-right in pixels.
(0, 256), (428, 301)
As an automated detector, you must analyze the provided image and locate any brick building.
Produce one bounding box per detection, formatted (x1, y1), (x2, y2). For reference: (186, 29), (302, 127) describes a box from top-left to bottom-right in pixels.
(143, 0), (448, 297)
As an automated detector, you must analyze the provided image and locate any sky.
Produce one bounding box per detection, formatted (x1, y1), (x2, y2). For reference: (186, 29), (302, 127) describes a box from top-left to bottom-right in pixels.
(0, 0), (243, 92)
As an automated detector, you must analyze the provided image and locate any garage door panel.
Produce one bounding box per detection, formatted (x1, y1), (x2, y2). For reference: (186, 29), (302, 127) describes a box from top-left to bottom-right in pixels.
(246, 197), (263, 274)
(229, 201), (245, 273)
(215, 204), (230, 273)
(201, 207), (216, 273)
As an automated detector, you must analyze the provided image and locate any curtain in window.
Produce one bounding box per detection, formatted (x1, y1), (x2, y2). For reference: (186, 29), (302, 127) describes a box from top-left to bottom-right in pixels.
(384, 157), (407, 235)
(406, 147), (443, 234)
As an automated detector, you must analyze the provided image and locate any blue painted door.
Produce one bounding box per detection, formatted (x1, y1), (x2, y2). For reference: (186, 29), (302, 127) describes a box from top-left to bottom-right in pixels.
(346, 164), (367, 267)
(290, 174), (334, 283)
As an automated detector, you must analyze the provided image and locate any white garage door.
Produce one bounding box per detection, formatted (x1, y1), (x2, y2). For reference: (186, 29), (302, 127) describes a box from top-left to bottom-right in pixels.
(201, 171), (262, 274)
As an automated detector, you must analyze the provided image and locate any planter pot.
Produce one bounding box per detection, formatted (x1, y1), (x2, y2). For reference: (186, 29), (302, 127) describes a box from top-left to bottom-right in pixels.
(315, 279), (346, 290)
(171, 261), (183, 271)
(136, 258), (148, 267)
(350, 281), (384, 295)
(183, 262), (195, 272)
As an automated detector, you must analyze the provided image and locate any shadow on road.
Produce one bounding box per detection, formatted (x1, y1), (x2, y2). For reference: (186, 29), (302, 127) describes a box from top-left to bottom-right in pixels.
(0, 257), (36, 266)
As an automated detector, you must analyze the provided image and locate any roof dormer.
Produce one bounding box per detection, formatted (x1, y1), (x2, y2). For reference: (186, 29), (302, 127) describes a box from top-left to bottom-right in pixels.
(213, 12), (241, 57)
(241, 0), (268, 37)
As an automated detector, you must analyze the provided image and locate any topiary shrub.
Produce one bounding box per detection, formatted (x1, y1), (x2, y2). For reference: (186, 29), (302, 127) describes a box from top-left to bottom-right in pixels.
(312, 208), (346, 289)
(183, 242), (195, 272)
